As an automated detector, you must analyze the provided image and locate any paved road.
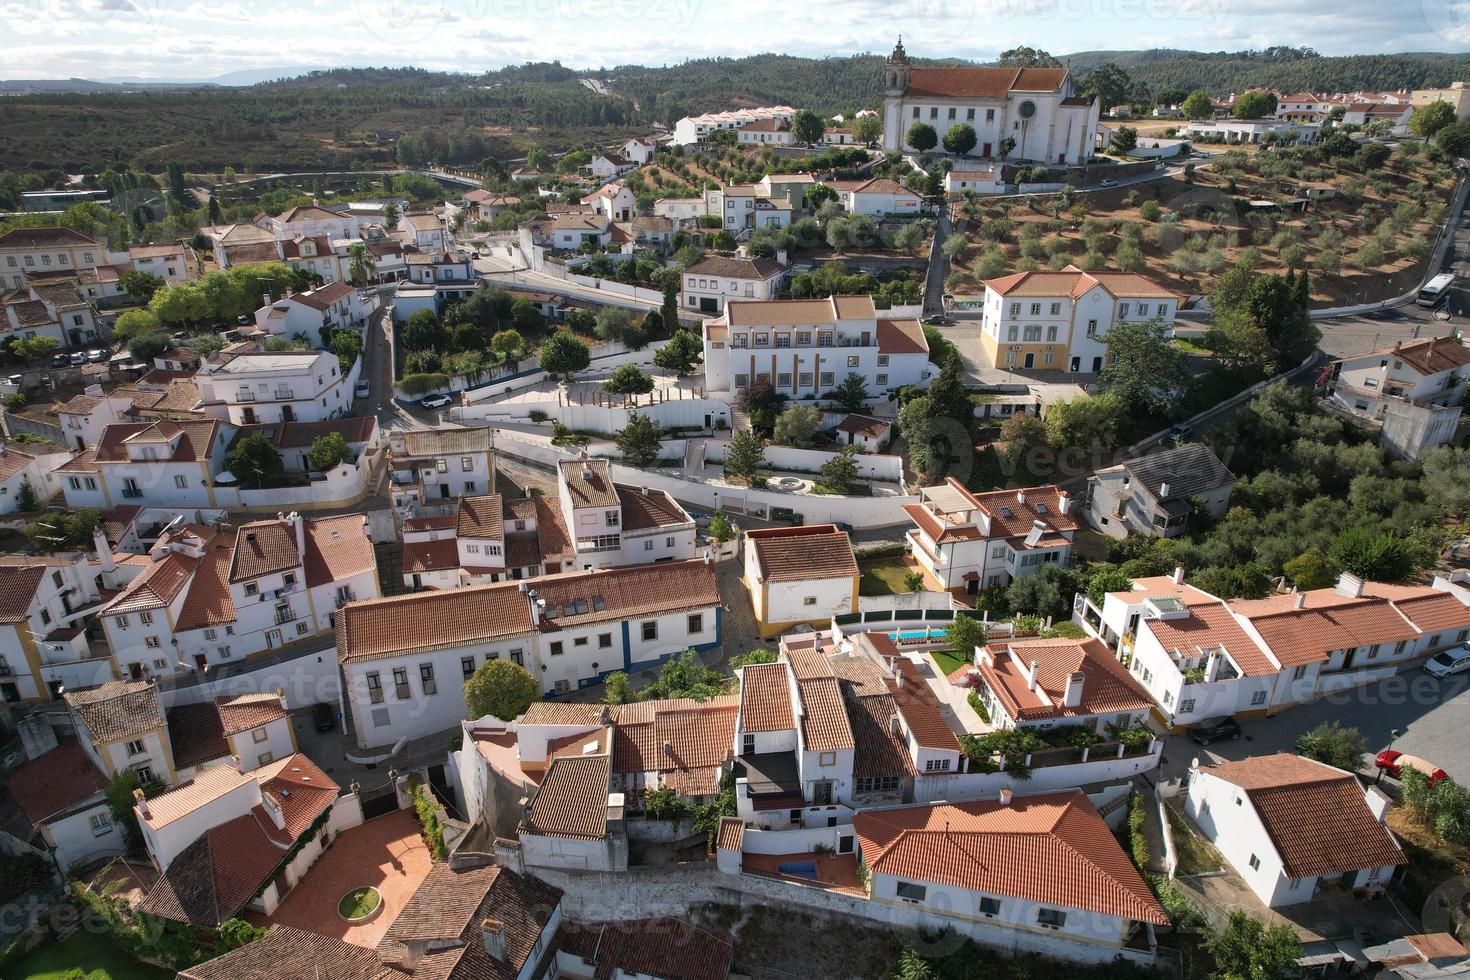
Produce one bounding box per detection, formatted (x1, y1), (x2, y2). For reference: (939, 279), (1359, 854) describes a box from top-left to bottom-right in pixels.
(1156, 668), (1470, 787)
(923, 206), (951, 315)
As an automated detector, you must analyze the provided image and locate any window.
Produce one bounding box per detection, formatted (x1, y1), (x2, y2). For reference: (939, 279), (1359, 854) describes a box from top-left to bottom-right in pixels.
(1023, 325), (1041, 342)
(820, 372), (835, 387)
(420, 664), (437, 695)
(1179, 698), (1196, 714)
(510, 649), (524, 666)
(1119, 303), (1130, 317)
(296, 621), (310, 636)
(979, 897), (1002, 916)
(642, 621), (658, 641)
(847, 355), (859, 368)
(251, 726), (269, 744)
(89, 812), (113, 836)
(1248, 853), (1261, 871)
(550, 641), (564, 656)
(1251, 690), (1267, 705)
(734, 373), (749, 389)
(126, 739), (145, 756)
(134, 765), (154, 784)
(1037, 908), (1066, 928)
(574, 636), (588, 647)
(924, 758), (951, 772)
(145, 636), (161, 649)
(877, 354), (890, 367)
(1046, 325), (1058, 341)
(967, 108), (975, 120)
(1292, 664), (1308, 680)
(798, 372), (813, 388)
(436, 459), (448, 473)
(856, 776), (900, 793)
(948, 107), (956, 120)
(204, 628), (217, 641)
(140, 611), (154, 626)
(461, 456), (473, 471)
(896, 881), (927, 902)
(599, 633), (612, 648)
(688, 613), (703, 633)
(986, 108), (995, 122)
(777, 372), (792, 387)
(462, 656), (476, 678)
(174, 475), (187, 489)
(875, 373), (888, 386)
(393, 668), (410, 699)
(606, 510), (620, 527)
(743, 733), (756, 755)
(244, 582), (258, 597)
(803, 596), (818, 606)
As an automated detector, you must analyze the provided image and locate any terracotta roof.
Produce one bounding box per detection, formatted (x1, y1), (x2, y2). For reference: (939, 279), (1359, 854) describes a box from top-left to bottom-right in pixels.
(536, 560), (719, 628)
(304, 514), (376, 587)
(533, 496), (574, 562)
(94, 419), (220, 463)
(559, 458), (619, 508)
(229, 520), (301, 583)
(65, 680), (164, 744)
(290, 281), (353, 311)
(844, 685), (916, 779)
(1200, 753), (1405, 879)
(747, 525), (858, 583)
(979, 637), (1154, 722)
(336, 581), (534, 664)
(724, 294), (876, 328)
(985, 268), (1176, 300)
(167, 695), (287, 772)
(1384, 590), (1470, 633)
(395, 426), (493, 457)
(1386, 337), (1470, 376)
(612, 696), (738, 797)
(960, 482), (1079, 541)
(784, 646), (856, 752)
(904, 65), (1070, 99)
(684, 255), (785, 280)
(1238, 596), (1419, 667)
(876, 317), (928, 355)
(519, 702), (610, 726)
(525, 753), (611, 840)
(0, 226), (102, 248)
(556, 919), (734, 980)
(175, 532), (236, 632)
(403, 537), (460, 574)
(716, 816), (745, 851)
(0, 564), (45, 623)
(1144, 597), (1277, 677)
(854, 791), (1168, 925)
(178, 925), (382, 980)
(142, 816), (282, 925)
(457, 493), (505, 540)
(835, 414), (890, 438)
(6, 741), (106, 825)
(272, 415), (376, 450)
(738, 662), (795, 733)
(617, 486), (690, 531)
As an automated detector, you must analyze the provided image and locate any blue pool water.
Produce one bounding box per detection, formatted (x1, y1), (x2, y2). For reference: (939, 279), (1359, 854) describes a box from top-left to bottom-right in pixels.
(891, 630), (936, 641)
(777, 860), (818, 879)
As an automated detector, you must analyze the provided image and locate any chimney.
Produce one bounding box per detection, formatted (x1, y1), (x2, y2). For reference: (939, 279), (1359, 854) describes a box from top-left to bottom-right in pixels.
(262, 793), (287, 830)
(17, 714), (58, 761)
(663, 739), (673, 757)
(1159, 482), (1171, 499)
(1336, 572), (1365, 598)
(133, 787), (150, 820)
(1364, 786), (1391, 823)
(1016, 489), (1027, 506)
(1172, 566), (1185, 586)
(381, 941), (426, 971)
(1056, 490), (1071, 514)
(1026, 659), (1040, 692)
(999, 787), (1013, 806)
(94, 527), (116, 574)
(289, 511), (304, 556)
(1294, 591), (1306, 609)
(1063, 671), (1085, 708)
(84, 383), (104, 398)
(481, 918), (507, 963)
(889, 715), (901, 736)
(231, 753), (244, 773)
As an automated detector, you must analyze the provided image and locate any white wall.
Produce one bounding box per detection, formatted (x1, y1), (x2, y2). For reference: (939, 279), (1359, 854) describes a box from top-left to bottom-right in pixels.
(913, 742), (1163, 804)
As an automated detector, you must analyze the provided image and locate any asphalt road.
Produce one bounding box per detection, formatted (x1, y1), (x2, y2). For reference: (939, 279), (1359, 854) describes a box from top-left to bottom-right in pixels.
(1158, 667), (1470, 787)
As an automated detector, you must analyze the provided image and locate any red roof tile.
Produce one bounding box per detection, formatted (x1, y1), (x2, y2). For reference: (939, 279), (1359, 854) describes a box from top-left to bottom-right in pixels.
(6, 742), (106, 825)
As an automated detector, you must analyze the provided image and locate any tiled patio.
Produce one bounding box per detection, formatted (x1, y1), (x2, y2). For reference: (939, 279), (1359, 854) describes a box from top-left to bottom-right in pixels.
(263, 809), (432, 947)
(742, 851), (867, 896)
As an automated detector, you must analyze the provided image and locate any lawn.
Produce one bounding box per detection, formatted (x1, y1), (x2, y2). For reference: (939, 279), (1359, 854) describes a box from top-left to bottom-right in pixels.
(1166, 805), (1222, 876)
(9, 929), (170, 980)
(338, 886), (382, 920)
(928, 648), (969, 678)
(858, 556), (920, 597)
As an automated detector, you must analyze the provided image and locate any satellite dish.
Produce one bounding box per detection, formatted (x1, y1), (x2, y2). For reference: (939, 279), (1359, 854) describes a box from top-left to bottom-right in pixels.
(1018, 100), (1037, 120)
(215, 471), (237, 484)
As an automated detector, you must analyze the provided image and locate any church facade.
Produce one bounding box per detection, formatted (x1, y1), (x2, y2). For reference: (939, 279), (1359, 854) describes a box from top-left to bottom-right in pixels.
(880, 40), (1100, 165)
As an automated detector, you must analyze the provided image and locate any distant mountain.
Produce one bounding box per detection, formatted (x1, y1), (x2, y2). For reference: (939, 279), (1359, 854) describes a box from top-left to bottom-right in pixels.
(99, 66), (329, 86)
(0, 66), (326, 94)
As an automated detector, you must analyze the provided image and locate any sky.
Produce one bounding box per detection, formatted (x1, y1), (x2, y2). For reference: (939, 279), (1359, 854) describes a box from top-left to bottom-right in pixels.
(3, 0), (1470, 81)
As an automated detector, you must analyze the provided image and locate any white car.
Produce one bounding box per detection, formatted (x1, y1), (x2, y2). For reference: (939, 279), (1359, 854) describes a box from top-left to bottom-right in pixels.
(1424, 646), (1470, 678)
(1098, 178), (1118, 188)
(355, 380), (371, 399)
(420, 393), (452, 409)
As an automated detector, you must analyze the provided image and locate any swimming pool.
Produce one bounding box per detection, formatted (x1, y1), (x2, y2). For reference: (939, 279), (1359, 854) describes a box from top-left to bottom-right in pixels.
(890, 629), (939, 641)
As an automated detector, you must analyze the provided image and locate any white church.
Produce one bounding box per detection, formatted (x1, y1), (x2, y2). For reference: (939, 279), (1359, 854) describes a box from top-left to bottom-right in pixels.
(880, 38), (1101, 166)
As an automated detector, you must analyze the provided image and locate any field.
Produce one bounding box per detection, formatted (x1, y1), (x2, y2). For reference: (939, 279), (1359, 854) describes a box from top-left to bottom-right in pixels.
(8, 930), (170, 980)
(857, 556), (919, 596)
(948, 143), (1455, 308)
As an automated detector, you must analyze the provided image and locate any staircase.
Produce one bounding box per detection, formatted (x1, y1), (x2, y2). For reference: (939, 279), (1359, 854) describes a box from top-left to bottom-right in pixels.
(683, 438), (706, 473)
(730, 408), (752, 434)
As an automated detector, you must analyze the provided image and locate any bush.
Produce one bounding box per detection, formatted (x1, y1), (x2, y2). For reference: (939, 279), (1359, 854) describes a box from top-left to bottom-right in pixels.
(412, 783), (446, 859)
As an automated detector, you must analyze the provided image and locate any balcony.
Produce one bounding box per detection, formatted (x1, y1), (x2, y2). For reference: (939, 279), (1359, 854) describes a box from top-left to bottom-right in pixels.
(273, 608), (298, 626)
(335, 590), (357, 609)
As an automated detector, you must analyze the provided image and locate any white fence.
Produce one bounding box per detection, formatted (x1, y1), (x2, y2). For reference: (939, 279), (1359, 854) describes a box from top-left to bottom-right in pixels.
(740, 823), (847, 856)
(704, 440), (906, 484)
(911, 742), (1163, 804)
(460, 340), (662, 405)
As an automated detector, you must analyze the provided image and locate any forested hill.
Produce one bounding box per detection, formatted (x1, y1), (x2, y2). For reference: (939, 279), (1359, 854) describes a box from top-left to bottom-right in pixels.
(1060, 47), (1470, 96)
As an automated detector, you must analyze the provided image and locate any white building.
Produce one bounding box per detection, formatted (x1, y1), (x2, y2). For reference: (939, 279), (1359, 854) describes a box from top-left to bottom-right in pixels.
(703, 185), (795, 232)
(702, 294), (933, 399)
(128, 242), (202, 284)
(262, 204), (362, 241)
(583, 181), (637, 223)
(556, 458), (697, 572)
(5, 279), (102, 348)
(1328, 336), (1469, 460)
(852, 793), (1168, 961)
(1085, 443), (1235, 540)
(1185, 753), (1403, 907)
(0, 556), (111, 704)
(57, 418), (232, 511)
(945, 166), (1006, 195)
(397, 211), (447, 251)
(583, 153), (634, 179)
(5, 735), (115, 874)
(622, 137), (659, 164)
(825, 177), (925, 218)
(388, 426), (496, 513)
(336, 559), (723, 747)
(1182, 118), (1317, 144)
(164, 691), (297, 779)
(737, 117), (794, 145)
(252, 281), (369, 338)
(673, 106), (795, 146)
(0, 227), (112, 291)
(904, 481), (1076, 594)
(0, 440), (72, 513)
(742, 525), (858, 638)
(880, 40), (1099, 164)
(195, 349), (352, 426)
(967, 636), (1155, 736)
(972, 267), (1179, 374)
(1072, 571), (1470, 729)
(681, 255), (787, 314)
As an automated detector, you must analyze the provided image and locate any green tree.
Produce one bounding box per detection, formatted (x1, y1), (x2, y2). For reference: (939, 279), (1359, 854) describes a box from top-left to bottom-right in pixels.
(942, 123), (977, 156)
(1098, 319), (1187, 417)
(905, 122), (938, 152)
(724, 428), (766, 485)
(1283, 550), (1339, 590)
(463, 659), (540, 720)
(105, 769), (160, 850)
(818, 446), (860, 493)
(945, 615), (988, 658)
(1045, 393), (1125, 450)
(307, 432), (352, 471)
(1202, 911), (1302, 980)
(773, 403), (822, 447)
(1410, 100), (1457, 138)
(227, 433), (286, 489)
(709, 509), (736, 543)
(1109, 126), (1139, 154)
(653, 329), (703, 375)
(806, 183), (838, 209)
(1296, 721), (1368, 772)
(346, 241), (377, 286)
(1081, 63), (1135, 112)
(1181, 91), (1214, 119)
(852, 115), (882, 145)
(1233, 91), (1278, 119)
(731, 648), (778, 669)
(403, 309), (447, 352)
(149, 281), (209, 327)
(14, 480), (37, 513)
(604, 363), (654, 395)
(118, 270), (165, 304)
(1328, 528), (1421, 581)
(111, 307), (161, 343)
(594, 306), (635, 345)
(128, 330), (171, 363)
(490, 328), (527, 364)
(1085, 566), (1135, 606)
(642, 651), (729, 701)
(616, 412), (663, 466)
(539, 331), (591, 379)
(789, 108), (825, 145)
(601, 671), (634, 705)
(827, 372), (870, 411)
(1434, 121), (1470, 156)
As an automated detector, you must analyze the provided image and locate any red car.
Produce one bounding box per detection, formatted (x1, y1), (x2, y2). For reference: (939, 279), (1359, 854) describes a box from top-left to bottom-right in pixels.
(1375, 749), (1447, 786)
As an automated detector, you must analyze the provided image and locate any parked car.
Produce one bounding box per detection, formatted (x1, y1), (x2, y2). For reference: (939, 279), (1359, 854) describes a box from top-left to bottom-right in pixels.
(420, 393), (452, 409)
(1169, 422), (1193, 441)
(86, 349), (107, 363)
(50, 353), (70, 368)
(1424, 646), (1470, 677)
(355, 380), (371, 399)
(1375, 749), (1447, 785)
(1186, 717), (1241, 745)
(1098, 178), (1118, 188)
(69, 351), (87, 366)
(312, 701), (336, 733)
(923, 313), (948, 325)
